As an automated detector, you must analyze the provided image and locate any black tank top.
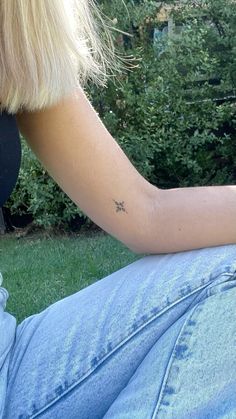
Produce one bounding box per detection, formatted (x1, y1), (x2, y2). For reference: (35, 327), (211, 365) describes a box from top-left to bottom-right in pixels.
(0, 111), (21, 207)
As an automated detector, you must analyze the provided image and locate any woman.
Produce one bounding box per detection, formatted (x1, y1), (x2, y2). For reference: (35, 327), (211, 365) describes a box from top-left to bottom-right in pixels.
(0, 1), (236, 418)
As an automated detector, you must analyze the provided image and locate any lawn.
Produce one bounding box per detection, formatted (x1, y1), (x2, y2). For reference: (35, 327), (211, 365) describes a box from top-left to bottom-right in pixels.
(0, 231), (143, 324)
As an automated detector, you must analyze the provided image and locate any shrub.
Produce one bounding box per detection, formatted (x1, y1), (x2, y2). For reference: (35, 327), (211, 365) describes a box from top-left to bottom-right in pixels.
(90, 0), (236, 189)
(6, 0), (236, 228)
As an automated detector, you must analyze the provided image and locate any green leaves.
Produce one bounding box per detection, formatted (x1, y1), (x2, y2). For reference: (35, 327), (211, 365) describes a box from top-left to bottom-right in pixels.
(6, 0), (236, 228)
(94, 0), (236, 189)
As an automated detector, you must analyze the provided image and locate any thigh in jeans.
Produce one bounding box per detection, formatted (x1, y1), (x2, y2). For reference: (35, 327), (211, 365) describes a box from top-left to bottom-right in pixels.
(3, 244), (236, 419)
(104, 275), (236, 418)
(0, 287), (16, 419)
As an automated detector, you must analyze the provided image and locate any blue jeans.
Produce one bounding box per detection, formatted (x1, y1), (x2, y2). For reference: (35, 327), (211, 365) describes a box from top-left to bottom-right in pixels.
(1, 244), (236, 419)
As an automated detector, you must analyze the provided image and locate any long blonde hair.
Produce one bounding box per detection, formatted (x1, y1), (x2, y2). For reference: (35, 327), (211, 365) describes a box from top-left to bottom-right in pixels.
(0, 0), (120, 114)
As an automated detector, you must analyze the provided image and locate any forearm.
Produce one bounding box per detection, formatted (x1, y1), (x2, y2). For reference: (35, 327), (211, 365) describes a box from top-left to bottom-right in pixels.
(143, 185), (236, 254)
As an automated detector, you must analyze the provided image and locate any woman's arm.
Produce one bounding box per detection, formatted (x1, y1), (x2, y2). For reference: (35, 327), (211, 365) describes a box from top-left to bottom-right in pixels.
(15, 86), (236, 255)
(145, 184), (236, 254)
(15, 87), (157, 253)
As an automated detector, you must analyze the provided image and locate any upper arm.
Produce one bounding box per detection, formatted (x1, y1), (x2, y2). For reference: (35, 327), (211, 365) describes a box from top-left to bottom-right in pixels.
(15, 87), (157, 252)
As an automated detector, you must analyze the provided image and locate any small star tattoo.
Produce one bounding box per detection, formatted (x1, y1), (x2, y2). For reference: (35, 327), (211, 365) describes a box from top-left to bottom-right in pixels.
(113, 200), (128, 214)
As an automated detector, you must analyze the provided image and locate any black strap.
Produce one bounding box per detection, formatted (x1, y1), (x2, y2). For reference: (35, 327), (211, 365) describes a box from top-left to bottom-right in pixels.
(0, 111), (21, 207)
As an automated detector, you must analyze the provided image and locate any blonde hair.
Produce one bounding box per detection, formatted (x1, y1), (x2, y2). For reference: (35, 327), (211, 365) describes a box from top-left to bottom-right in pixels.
(0, 0), (121, 114)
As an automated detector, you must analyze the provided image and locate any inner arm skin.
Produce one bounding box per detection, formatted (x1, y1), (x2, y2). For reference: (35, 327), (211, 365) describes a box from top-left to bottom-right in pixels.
(134, 184), (236, 254)
(15, 87), (236, 256)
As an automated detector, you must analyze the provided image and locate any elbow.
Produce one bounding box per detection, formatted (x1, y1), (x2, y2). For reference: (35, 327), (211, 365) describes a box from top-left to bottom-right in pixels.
(111, 183), (162, 255)
(128, 243), (146, 255)
(128, 185), (163, 255)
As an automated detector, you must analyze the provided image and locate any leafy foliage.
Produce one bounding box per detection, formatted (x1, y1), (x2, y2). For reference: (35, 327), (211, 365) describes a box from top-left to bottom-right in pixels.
(91, 0), (236, 189)
(6, 0), (236, 228)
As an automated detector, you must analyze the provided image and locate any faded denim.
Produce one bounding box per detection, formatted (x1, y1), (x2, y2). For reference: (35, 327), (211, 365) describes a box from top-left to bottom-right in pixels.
(0, 244), (236, 418)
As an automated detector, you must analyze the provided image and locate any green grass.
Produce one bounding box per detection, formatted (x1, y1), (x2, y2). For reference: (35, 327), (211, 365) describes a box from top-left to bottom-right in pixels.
(0, 231), (143, 324)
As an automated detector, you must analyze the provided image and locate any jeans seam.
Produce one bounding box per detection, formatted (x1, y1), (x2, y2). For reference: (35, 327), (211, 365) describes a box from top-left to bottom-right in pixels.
(151, 302), (202, 419)
(151, 271), (236, 419)
(29, 272), (232, 419)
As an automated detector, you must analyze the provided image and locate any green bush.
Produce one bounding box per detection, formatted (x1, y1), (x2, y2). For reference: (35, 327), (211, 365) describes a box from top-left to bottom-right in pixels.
(91, 0), (236, 189)
(6, 0), (236, 228)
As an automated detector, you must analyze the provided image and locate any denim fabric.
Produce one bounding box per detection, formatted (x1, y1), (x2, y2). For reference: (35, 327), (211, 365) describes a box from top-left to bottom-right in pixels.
(1, 244), (236, 419)
(0, 288), (17, 419)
